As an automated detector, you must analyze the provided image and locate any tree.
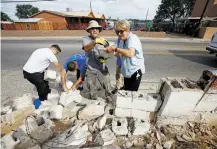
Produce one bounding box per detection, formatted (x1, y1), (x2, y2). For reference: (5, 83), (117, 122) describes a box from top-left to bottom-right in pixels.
(1, 11), (12, 21)
(15, 4), (39, 19)
(153, 0), (195, 30)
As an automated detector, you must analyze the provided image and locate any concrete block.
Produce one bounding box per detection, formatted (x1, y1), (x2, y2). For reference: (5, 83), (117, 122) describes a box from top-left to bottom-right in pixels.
(114, 107), (150, 120)
(115, 107), (131, 118)
(13, 94), (33, 110)
(131, 110), (150, 120)
(59, 90), (82, 107)
(159, 79), (203, 116)
(133, 119), (150, 136)
(112, 117), (128, 135)
(139, 79), (163, 93)
(49, 105), (63, 120)
(47, 89), (59, 105)
(116, 90), (132, 109)
(78, 104), (105, 120)
(115, 108), (150, 120)
(194, 93), (217, 112)
(94, 129), (116, 146)
(44, 70), (56, 80)
(132, 92), (162, 111)
(1, 132), (19, 149)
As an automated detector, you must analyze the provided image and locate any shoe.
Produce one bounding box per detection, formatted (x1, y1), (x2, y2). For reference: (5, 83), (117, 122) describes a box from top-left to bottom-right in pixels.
(112, 88), (118, 94)
(33, 98), (41, 109)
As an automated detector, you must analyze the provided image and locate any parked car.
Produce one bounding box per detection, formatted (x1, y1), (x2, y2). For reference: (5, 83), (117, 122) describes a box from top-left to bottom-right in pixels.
(206, 31), (217, 56)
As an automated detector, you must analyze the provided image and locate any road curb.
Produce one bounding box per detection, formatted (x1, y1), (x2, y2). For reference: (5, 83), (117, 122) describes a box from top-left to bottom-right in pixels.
(1, 36), (210, 43)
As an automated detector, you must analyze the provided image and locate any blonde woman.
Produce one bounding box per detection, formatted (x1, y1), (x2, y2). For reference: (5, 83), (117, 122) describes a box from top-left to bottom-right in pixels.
(106, 20), (145, 91)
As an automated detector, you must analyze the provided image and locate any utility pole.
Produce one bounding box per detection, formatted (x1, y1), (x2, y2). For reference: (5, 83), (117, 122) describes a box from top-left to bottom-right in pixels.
(145, 8), (149, 20)
(199, 0), (209, 25)
(193, 0), (209, 36)
(90, 0), (93, 12)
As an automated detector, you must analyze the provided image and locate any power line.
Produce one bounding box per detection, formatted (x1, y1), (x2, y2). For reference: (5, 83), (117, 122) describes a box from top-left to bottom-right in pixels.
(1, 0), (56, 3)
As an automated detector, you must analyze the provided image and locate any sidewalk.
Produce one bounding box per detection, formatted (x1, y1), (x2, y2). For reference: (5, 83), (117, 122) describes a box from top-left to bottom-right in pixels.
(1, 30), (210, 43)
(1, 36), (210, 43)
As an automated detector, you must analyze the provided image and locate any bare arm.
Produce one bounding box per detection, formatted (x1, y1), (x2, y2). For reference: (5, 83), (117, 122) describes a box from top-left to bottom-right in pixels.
(116, 47), (135, 58)
(61, 69), (68, 90)
(54, 62), (69, 92)
(72, 77), (83, 90)
(83, 41), (96, 52)
(54, 62), (63, 72)
(106, 46), (136, 58)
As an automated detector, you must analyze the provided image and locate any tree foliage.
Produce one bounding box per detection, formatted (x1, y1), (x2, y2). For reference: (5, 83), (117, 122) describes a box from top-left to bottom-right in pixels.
(1, 11), (12, 21)
(15, 4), (39, 19)
(154, 0), (195, 27)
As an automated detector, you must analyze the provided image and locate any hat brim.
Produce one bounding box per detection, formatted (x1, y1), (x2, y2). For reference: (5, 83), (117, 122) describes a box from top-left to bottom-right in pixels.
(86, 26), (102, 33)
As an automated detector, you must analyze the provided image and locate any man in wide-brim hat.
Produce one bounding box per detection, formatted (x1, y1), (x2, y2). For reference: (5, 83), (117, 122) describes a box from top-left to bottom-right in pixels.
(81, 20), (112, 100)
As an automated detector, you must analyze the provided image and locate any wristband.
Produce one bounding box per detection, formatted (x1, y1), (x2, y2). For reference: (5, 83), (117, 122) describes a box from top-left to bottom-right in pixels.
(115, 48), (118, 52)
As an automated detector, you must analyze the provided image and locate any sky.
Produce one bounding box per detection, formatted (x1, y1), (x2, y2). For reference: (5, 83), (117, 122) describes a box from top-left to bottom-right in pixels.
(1, 0), (161, 20)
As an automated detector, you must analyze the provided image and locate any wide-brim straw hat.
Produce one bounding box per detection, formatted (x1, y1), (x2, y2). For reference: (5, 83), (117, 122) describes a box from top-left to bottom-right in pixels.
(86, 20), (102, 32)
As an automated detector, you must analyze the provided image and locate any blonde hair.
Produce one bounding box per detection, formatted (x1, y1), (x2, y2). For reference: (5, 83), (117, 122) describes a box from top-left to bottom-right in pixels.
(115, 20), (130, 30)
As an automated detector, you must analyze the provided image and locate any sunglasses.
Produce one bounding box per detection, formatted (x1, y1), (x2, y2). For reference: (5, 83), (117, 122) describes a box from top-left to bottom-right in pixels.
(90, 27), (100, 30)
(115, 29), (126, 35)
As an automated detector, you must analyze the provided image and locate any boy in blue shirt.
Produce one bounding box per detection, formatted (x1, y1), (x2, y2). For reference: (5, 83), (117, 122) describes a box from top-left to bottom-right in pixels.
(61, 54), (86, 92)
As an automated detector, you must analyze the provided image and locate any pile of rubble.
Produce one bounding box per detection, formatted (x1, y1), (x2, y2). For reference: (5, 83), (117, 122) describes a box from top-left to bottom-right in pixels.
(1, 70), (217, 149)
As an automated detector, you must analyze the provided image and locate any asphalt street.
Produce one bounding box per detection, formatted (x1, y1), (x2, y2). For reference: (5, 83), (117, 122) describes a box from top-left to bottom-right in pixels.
(1, 38), (217, 105)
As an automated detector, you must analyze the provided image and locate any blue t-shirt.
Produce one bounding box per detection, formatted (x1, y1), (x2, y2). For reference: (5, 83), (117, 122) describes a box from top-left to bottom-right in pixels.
(63, 54), (87, 78)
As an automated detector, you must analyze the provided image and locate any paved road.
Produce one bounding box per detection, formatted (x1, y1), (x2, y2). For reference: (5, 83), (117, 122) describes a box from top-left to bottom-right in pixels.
(1, 38), (217, 105)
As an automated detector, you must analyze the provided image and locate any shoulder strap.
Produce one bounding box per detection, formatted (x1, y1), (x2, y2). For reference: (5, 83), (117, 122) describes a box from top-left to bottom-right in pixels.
(117, 38), (121, 47)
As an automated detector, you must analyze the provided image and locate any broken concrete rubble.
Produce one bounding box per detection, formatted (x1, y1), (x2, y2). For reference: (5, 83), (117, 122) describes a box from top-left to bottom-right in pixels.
(1, 70), (217, 149)
(1, 132), (19, 149)
(133, 119), (150, 136)
(78, 104), (105, 120)
(59, 90), (82, 107)
(112, 117), (128, 135)
(62, 102), (82, 120)
(1, 105), (11, 115)
(42, 125), (87, 148)
(94, 129), (116, 146)
(12, 93), (34, 110)
(47, 88), (59, 105)
(49, 105), (63, 120)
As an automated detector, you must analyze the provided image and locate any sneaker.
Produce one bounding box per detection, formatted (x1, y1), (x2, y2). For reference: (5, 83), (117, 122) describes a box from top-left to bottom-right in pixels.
(33, 98), (41, 109)
(112, 88), (118, 94)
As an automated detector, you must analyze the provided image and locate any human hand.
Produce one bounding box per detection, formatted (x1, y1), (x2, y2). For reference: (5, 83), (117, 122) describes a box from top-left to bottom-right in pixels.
(63, 86), (70, 93)
(71, 84), (77, 91)
(105, 46), (116, 53)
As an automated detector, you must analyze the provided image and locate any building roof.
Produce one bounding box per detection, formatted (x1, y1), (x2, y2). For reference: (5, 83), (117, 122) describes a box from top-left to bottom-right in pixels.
(31, 10), (96, 18)
(31, 10), (107, 19)
(176, 17), (217, 21)
(94, 13), (105, 19)
(62, 11), (95, 18)
(14, 18), (43, 23)
(1, 21), (14, 24)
